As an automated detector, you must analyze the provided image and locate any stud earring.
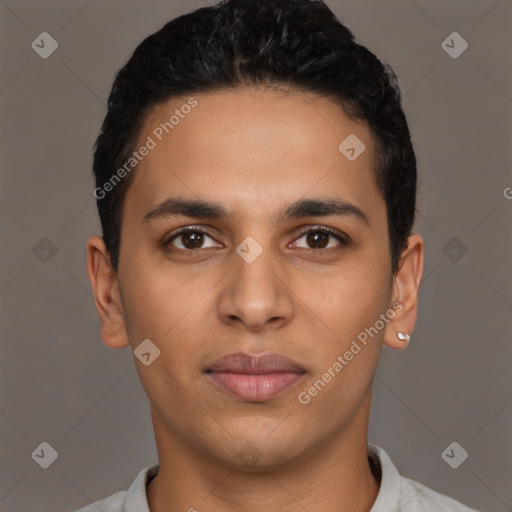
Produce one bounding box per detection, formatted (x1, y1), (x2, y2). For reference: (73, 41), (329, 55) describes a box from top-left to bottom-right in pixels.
(397, 332), (410, 341)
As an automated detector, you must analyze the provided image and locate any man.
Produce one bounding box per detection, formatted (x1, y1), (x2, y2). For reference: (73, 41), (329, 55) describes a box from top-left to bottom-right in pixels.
(79, 0), (479, 510)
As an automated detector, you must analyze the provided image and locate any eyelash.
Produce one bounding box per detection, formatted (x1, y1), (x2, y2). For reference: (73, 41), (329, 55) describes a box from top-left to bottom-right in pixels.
(163, 225), (350, 255)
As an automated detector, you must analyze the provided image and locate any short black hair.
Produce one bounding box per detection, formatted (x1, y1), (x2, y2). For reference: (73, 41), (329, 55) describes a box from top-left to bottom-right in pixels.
(92, 0), (417, 275)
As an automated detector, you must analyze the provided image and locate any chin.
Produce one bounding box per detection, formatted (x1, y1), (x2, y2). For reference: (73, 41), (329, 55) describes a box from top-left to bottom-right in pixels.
(206, 434), (305, 472)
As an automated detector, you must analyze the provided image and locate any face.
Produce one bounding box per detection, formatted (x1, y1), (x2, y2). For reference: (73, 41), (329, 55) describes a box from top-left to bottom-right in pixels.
(88, 87), (421, 469)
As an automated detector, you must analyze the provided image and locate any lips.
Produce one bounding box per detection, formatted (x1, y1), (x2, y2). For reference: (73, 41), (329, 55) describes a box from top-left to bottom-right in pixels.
(205, 352), (306, 401)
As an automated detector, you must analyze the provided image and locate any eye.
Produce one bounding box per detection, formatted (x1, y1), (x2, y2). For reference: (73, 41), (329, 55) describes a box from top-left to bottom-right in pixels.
(164, 226), (219, 251)
(292, 226), (349, 251)
(163, 225), (350, 255)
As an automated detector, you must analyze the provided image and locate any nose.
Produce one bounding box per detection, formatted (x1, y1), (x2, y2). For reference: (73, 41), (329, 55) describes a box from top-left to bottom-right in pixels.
(217, 243), (294, 332)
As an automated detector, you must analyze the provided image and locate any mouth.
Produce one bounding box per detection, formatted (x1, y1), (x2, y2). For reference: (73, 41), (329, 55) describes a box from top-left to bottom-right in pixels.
(205, 352), (306, 402)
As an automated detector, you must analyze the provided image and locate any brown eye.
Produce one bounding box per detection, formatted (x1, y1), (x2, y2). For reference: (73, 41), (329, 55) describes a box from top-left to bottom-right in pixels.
(178, 232), (204, 250)
(305, 231), (329, 249)
(293, 227), (349, 250)
(165, 227), (219, 251)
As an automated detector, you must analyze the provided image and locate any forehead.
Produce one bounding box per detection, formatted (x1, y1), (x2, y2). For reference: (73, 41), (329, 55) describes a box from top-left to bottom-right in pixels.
(123, 87), (384, 225)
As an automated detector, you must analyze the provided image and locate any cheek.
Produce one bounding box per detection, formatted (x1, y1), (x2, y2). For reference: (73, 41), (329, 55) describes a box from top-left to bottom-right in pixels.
(118, 261), (215, 364)
(120, 273), (204, 397)
(300, 275), (388, 411)
(117, 261), (179, 343)
(307, 263), (391, 341)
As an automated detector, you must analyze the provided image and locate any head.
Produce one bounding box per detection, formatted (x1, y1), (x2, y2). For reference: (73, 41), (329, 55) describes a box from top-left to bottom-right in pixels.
(87, 0), (423, 469)
(93, 0), (417, 275)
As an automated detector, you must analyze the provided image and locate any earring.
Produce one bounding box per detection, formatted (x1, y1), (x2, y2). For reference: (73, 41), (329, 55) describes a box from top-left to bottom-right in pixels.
(397, 332), (410, 341)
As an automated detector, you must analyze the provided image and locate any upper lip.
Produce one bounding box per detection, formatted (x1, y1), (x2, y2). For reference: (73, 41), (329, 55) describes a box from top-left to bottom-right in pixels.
(206, 352), (306, 374)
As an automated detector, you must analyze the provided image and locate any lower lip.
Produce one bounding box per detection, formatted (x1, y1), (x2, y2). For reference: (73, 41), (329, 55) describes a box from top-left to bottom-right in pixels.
(207, 372), (305, 401)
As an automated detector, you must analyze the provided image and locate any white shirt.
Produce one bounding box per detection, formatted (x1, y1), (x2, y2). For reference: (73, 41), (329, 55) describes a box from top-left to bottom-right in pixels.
(74, 443), (480, 511)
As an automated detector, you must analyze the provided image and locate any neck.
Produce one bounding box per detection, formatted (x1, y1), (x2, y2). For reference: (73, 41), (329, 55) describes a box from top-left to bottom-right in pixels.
(147, 395), (380, 512)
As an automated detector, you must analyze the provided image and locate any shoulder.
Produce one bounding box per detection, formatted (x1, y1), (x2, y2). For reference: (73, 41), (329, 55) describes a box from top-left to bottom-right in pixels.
(72, 490), (126, 512)
(367, 443), (480, 512)
(399, 475), (480, 511)
(70, 463), (158, 512)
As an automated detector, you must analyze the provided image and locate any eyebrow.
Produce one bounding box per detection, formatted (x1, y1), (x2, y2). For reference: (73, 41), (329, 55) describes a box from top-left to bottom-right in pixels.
(142, 197), (370, 226)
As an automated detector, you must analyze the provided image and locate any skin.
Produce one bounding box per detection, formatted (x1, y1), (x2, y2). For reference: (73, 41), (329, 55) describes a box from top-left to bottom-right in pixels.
(87, 87), (423, 512)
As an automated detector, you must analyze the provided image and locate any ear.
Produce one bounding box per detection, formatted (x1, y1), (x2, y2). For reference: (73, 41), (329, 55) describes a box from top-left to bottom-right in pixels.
(86, 235), (130, 349)
(384, 233), (424, 350)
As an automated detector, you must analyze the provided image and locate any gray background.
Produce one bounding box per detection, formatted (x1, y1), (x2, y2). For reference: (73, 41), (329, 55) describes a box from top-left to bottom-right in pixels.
(0, 0), (511, 511)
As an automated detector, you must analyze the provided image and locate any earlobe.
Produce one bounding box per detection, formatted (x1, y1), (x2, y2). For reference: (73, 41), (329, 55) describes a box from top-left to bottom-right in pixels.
(384, 234), (424, 350)
(86, 235), (131, 349)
